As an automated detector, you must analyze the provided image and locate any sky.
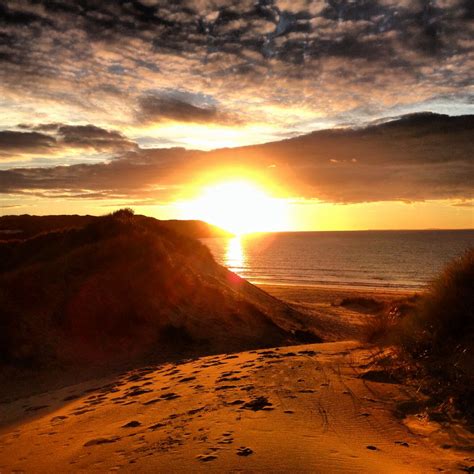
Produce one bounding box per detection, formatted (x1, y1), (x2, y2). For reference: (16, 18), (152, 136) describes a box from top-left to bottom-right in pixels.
(0, 0), (473, 230)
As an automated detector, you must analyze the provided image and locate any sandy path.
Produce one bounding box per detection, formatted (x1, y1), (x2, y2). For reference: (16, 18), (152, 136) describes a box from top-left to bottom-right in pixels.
(260, 284), (417, 341)
(0, 341), (471, 473)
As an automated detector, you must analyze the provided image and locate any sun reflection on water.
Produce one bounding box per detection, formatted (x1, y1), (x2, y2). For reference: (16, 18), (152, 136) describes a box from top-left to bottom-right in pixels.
(225, 236), (245, 274)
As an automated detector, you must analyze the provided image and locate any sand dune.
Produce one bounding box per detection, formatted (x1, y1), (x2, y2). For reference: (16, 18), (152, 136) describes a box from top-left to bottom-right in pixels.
(0, 218), (472, 472)
(0, 214), (314, 367)
(1, 341), (472, 473)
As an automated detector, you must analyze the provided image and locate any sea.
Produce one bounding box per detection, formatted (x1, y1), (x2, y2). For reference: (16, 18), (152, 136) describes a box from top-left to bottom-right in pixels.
(202, 230), (474, 290)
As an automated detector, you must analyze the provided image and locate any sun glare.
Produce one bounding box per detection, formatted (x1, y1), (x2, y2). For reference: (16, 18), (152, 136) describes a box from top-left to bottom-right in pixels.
(178, 180), (289, 234)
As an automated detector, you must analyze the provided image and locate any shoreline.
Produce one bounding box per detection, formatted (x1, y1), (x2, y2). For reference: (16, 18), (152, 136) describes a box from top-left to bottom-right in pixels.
(254, 283), (418, 344)
(255, 281), (422, 294)
(256, 282), (418, 307)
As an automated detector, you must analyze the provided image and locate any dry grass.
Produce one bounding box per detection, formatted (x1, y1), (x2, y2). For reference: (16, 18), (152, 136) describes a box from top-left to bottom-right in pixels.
(398, 248), (474, 354)
(366, 249), (474, 423)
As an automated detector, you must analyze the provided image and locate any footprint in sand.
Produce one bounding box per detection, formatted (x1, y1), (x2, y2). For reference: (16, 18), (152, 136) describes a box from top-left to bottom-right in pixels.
(395, 441), (409, 447)
(217, 376), (245, 383)
(148, 422), (166, 431)
(126, 388), (152, 397)
(215, 385), (237, 391)
(366, 445), (379, 451)
(122, 420), (141, 428)
(84, 436), (120, 447)
(160, 392), (180, 401)
(143, 398), (161, 405)
(227, 399), (245, 406)
(72, 408), (95, 416)
(196, 454), (218, 462)
(241, 396), (272, 411)
(237, 447), (254, 456)
(187, 407), (205, 415)
(298, 350), (318, 356)
(50, 415), (68, 424)
(178, 376), (196, 383)
(218, 433), (234, 445)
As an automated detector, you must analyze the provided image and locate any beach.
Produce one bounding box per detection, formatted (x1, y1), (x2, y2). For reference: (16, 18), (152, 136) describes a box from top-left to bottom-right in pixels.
(1, 283), (472, 473)
(1, 2), (472, 470)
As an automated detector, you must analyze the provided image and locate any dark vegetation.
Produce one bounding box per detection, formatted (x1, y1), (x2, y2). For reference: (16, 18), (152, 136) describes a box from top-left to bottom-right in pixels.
(339, 296), (385, 314)
(0, 210), (232, 241)
(366, 249), (474, 424)
(0, 211), (310, 369)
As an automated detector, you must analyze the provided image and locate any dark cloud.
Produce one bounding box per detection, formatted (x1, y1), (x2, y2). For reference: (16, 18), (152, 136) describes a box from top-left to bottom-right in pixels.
(0, 0), (471, 94)
(253, 112), (474, 202)
(55, 124), (137, 151)
(0, 147), (194, 196)
(0, 124), (136, 160)
(1, 113), (472, 204)
(137, 94), (238, 124)
(0, 131), (56, 153)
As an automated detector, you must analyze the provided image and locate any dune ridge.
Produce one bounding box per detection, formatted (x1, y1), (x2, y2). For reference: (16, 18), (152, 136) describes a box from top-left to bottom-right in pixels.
(0, 212), (315, 368)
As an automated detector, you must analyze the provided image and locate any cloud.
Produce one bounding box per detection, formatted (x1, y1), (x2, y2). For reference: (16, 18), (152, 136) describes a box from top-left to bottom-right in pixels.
(0, 113), (472, 204)
(137, 93), (239, 124)
(0, 0), (471, 137)
(0, 131), (56, 153)
(0, 124), (137, 161)
(55, 124), (137, 151)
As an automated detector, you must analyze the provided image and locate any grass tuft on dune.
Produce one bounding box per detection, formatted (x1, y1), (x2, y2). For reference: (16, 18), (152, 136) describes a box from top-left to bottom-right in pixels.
(367, 249), (474, 421)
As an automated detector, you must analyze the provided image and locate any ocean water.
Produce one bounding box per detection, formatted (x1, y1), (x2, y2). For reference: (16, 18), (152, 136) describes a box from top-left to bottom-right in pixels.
(202, 230), (474, 290)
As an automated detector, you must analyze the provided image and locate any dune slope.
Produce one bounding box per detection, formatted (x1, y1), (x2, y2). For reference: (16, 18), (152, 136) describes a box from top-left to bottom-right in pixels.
(0, 213), (311, 367)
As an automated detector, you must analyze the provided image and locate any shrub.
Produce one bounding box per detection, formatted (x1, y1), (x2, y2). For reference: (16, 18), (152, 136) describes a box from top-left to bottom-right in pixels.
(383, 249), (474, 421)
(398, 248), (474, 356)
(110, 208), (135, 219)
(339, 296), (385, 313)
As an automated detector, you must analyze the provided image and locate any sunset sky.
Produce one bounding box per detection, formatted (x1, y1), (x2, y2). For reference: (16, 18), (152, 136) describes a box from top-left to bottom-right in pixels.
(0, 1), (472, 231)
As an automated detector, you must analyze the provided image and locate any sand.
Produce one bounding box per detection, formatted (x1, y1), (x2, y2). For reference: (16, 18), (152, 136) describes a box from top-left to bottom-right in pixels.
(0, 285), (472, 473)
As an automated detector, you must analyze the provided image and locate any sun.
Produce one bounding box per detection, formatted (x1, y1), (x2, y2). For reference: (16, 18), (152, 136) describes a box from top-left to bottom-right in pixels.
(177, 180), (289, 235)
